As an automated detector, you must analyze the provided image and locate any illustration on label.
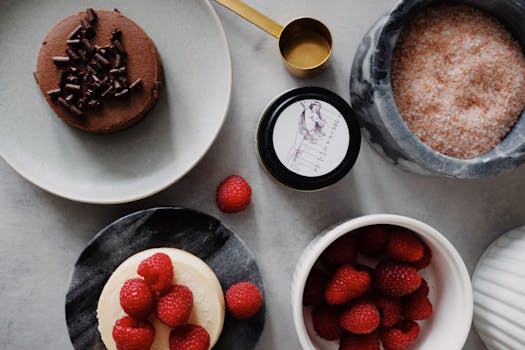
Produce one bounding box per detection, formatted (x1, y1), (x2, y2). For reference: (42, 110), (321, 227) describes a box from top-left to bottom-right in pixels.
(272, 99), (350, 177)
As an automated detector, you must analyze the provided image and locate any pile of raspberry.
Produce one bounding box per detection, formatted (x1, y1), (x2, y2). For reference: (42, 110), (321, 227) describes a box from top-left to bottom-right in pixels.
(112, 252), (263, 350)
(304, 225), (433, 350)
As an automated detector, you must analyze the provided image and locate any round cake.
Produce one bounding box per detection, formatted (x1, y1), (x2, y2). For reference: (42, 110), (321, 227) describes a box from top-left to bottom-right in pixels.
(97, 248), (225, 350)
(34, 8), (163, 133)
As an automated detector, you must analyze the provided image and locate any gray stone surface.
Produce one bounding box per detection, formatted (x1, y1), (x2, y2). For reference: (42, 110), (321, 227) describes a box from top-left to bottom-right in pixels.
(2, 0), (523, 349)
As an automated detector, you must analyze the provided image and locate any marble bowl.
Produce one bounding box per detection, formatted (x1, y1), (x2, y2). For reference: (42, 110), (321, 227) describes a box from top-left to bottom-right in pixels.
(291, 214), (472, 350)
(349, 0), (525, 178)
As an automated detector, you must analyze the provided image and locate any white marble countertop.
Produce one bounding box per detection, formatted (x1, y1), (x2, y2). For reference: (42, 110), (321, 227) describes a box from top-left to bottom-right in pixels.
(2, 0), (522, 348)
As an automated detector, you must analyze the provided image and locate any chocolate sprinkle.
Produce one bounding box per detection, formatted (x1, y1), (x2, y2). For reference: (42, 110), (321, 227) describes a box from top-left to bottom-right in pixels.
(94, 53), (109, 66)
(67, 39), (81, 47)
(110, 67), (126, 76)
(81, 39), (93, 53)
(114, 89), (129, 99)
(114, 54), (123, 68)
(78, 97), (87, 111)
(65, 94), (76, 104)
(70, 105), (84, 116)
(101, 86), (115, 99)
(86, 8), (97, 24)
(111, 29), (122, 41)
(113, 8), (121, 13)
(68, 25), (83, 40)
(66, 48), (80, 61)
(47, 89), (62, 101)
(58, 97), (70, 110)
(53, 56), (70, 67)
(65, 83), (81, 92)
(113, 40), (126, 55)
(48, 9), (144, 118)
(129, 79), (143, 91)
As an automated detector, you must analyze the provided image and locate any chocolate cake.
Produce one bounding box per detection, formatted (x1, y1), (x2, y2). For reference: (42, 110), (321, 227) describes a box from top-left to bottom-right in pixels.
(34, 9), (163, 133)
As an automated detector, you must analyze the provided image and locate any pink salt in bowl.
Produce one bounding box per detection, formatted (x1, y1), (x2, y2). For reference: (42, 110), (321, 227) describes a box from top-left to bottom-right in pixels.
(350, 0), (525, 178)
(291, 214), (473, 350)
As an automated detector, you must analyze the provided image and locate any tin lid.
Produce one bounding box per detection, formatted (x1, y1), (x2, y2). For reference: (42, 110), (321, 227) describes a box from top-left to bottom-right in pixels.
(257, 87), (361, 191)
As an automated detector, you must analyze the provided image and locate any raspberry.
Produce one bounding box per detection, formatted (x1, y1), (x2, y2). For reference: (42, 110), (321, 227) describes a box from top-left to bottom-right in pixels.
(380, 320), (420, 350)
(403, 290), (433, 320)
(324, 265), (370, 305)
(339, 301), (380, 334)
(339, 332), (380, 350)
(311, 304), (342, 341)
(374, 295), (402, 327)
(387, 228), (424, 262)
(112, 316), (155, 350)
(225, 282), (263, 319)
(169, 324), (210, 350)
(410, 242), (432, 270)
(156, 284), (193, 327)
(358, 225), (390, 257)
(374, 261), (421, 297)
(216, 175), (252, 213)
(138, 253), (174, 294)
(320, 233), (358, 267)
(119, 278), (156, 319)
(416, 278), (429, 296)
(303, 268), (329, 306)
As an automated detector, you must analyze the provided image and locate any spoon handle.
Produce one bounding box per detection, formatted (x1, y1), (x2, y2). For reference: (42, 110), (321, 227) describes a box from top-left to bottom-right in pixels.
(214, 0), (283, 38)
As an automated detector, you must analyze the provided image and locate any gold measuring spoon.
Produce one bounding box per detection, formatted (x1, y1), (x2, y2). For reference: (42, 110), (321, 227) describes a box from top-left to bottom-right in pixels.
(214, 0), (333, 78)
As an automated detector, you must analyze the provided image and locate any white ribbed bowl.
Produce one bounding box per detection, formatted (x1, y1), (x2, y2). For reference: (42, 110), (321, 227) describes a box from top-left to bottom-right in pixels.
(291, 214), (473, 350)
(473, 226), (525, 350)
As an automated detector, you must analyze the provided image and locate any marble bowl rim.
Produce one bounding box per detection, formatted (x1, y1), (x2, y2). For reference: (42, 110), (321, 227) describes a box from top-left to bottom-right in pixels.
(367, 0), (525, 177)
(291, 214), (473, 350)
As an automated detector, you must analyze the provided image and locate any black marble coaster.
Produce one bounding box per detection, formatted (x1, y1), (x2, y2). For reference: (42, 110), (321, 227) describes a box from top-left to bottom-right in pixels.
(65, 207), (265, 350)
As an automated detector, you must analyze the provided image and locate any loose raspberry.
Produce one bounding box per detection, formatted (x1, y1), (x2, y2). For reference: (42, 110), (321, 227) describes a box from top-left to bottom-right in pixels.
(216, 175), (252, 213)
(374, 261), (421, 297)
(403, 290), (433, 320)
(320, 233), (358, 267)
(339, 300), (380, 334)
(112, 316), (155, 350)
(119, 278), (156, 319)
(303, 268), (329, 306)
(309, 304), (341, 340)
(138, 253), (174, 294)
(387, 228), (424, 262)
(156, 284), (193, 327)
(380, 320), (420, 350)
(409, 242), (432, 270)
(324, 265), (370, 305)
(169, 324), (210, 350)
(225, 281), (263, 319)
(374, 295), (402, 327)
(339, 332), (380, 350)
(358, 225), (390, 257)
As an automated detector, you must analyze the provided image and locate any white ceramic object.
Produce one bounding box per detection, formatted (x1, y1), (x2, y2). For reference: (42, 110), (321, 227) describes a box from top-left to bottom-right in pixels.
(291, 214), (473, 350)
(0, 0), (231, 203)
(472, 226), (525, 350)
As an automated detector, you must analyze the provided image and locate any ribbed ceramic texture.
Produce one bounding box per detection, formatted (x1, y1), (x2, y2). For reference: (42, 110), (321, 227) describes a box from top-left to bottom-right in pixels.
(473, 226), (525, 350)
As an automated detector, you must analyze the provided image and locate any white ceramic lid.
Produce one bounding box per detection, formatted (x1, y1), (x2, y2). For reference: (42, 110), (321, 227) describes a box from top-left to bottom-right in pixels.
(473, 225), (525, 349)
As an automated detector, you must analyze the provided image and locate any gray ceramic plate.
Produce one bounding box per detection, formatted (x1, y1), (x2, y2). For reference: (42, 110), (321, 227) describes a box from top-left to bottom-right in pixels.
(66, 207), (265, 350)
(0, 0), (231, 203)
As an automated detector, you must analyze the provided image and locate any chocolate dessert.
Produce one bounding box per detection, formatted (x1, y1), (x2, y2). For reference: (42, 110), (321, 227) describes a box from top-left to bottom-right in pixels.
(35, 9), (163, 133)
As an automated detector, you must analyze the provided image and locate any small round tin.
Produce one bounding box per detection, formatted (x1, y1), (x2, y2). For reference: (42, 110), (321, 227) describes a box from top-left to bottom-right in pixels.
(257, 87), (361, 191)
